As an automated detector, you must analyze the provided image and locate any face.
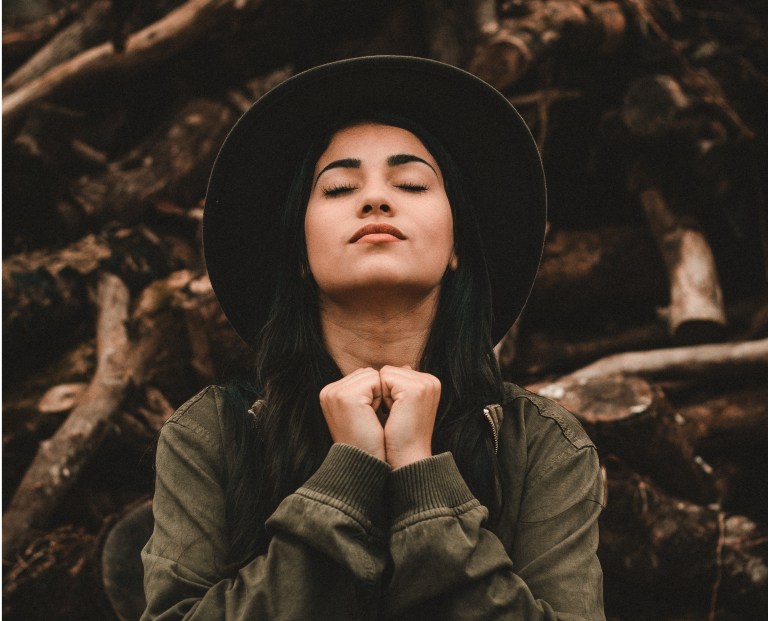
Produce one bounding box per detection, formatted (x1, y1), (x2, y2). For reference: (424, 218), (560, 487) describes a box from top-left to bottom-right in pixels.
(304, 123), (457, 303)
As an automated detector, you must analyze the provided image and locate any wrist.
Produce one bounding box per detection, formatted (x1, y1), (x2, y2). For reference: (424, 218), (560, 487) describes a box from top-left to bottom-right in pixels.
(386, 447), (432, 470)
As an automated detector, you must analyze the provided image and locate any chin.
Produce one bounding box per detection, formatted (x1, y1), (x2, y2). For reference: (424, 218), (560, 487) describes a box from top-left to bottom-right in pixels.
(322, 275), (442, 299)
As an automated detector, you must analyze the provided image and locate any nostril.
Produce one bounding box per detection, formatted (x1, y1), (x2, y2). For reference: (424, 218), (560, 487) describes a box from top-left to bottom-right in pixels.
(363, 204), (373, 213)
(380, 204), (390, 213)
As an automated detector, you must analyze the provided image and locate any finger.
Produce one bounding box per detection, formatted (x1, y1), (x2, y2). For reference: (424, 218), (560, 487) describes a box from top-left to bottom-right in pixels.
(381, 366), (441, 405)
(379, 365), (415, 395)
(347, 368), (384, 407)
(371, 382), (382, 413)
(379, 369), (394, 410)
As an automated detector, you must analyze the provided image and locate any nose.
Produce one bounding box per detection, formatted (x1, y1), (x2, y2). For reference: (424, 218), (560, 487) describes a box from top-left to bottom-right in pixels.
(361, 201), (391, 215)
(358, 177), (394, 216)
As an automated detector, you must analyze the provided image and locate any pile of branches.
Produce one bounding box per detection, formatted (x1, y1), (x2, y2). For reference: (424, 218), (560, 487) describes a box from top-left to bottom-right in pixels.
(3, 1), (767, 620)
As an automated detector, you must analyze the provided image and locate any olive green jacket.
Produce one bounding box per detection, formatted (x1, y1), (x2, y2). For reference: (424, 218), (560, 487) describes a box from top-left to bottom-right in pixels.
(140, 382), (605, 620)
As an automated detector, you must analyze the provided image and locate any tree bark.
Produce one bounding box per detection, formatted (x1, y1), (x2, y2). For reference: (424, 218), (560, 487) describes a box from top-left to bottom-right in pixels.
(524, 225), (667, 328)
(2, 226), (194, 374)
(422, 0), (498, 68)
(469, 0), (626, 91)
(3, 1), (113, 94)
(2, 6), (74, 73)
(600, 462), (768, 618)
(1, 267), (209, 559)
(676, 387), (768, 522)
(544, 338), (768, 384)
(2, 0), (249, 130)
(175, 273), (252, 381)
(69, 98), (235, 228)
(506, 321), (668, 379)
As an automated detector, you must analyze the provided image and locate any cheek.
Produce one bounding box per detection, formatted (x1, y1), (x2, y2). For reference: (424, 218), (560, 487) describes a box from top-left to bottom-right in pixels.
(433, 200), (455, 257)
(304, 205), (326, 265)
(304, 204), (342, 280)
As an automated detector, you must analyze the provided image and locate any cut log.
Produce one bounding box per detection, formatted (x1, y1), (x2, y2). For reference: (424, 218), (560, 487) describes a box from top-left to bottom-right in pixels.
(600, 462), (768, 618)
(635, 181), (727, 342)
(69, 98), (235, 227)
(2, 273), (132, 560)
(531, 373), (716, 503)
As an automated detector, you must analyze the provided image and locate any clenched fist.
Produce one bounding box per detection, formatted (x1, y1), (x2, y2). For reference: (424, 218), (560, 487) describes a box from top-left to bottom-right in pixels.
(319, 366), (440, 469)
(319, 367), (386, 462)
(379, 365), (440, 469)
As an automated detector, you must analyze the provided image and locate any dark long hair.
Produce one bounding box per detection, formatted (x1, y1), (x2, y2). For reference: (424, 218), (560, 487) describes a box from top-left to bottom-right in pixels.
(221, 114), (504, 567)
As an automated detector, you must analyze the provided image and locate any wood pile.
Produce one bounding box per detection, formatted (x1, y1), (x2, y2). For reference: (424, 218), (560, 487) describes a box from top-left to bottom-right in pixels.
(3, 1), (767, 619)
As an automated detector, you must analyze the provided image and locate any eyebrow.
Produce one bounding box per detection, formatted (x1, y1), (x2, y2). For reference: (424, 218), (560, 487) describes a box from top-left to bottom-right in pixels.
(313, 153), (438, 187)
(313, 158), (360, 188)
(386, 153), (437, 176)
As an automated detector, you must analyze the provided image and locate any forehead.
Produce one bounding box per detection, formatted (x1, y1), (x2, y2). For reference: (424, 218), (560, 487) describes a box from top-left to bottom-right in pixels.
(316, 123), (435, 164)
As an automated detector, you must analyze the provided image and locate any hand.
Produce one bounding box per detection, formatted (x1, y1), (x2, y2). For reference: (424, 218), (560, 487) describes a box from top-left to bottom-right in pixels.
(380, 365), (440, 469)
(319, 368), (386, 461)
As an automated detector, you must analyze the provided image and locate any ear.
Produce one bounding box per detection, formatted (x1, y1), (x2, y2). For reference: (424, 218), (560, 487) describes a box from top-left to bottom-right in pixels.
(449, 252), (458, 271)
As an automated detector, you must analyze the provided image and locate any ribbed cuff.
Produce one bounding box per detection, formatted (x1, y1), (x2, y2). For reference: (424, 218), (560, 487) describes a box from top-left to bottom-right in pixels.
(301, 443), (390, 529)
(389, 452), (475, 524)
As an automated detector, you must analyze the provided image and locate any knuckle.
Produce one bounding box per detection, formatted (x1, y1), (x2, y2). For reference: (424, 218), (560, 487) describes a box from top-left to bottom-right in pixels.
(319, 384), (338, 404)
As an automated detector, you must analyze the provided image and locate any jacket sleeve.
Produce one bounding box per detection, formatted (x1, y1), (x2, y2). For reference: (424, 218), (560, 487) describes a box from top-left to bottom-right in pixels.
(140, 387), (390, 621)
(382, 417), (605, 620)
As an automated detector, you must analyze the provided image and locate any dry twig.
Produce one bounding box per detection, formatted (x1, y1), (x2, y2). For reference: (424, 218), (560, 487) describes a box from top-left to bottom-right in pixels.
(3, 0), (245, 129)
(3, 273), (131, 560)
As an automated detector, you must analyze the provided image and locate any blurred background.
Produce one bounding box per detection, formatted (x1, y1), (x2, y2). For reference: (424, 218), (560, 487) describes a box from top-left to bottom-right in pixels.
(3, 1), (768, 619)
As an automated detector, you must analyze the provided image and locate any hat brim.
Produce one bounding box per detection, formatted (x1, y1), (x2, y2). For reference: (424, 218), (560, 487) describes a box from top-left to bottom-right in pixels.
(204, 55), (547, 349)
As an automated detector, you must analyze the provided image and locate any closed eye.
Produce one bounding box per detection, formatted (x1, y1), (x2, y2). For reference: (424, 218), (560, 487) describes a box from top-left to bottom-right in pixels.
(396, 183), (429, 193)
(322, 183), (357, 197)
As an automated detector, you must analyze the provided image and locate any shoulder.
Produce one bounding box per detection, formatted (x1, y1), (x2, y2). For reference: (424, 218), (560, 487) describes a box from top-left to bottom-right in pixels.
(164, 385), (226, 448)
(501, 381), (594, 451)
(499, 383), (604, 519)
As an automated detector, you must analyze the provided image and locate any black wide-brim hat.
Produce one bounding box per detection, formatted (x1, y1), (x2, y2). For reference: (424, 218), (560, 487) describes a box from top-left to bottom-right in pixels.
(204, 55), (547, 349)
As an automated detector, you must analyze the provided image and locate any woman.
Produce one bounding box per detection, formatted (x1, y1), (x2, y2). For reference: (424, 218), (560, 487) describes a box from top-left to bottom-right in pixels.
(141, 56), (605, 620)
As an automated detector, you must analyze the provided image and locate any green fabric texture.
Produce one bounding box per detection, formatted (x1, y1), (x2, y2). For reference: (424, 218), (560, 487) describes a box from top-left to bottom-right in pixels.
(140, 383), (606, 620)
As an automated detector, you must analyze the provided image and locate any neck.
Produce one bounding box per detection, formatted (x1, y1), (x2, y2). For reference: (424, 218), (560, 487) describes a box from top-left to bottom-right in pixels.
(320, 287), (439, 376)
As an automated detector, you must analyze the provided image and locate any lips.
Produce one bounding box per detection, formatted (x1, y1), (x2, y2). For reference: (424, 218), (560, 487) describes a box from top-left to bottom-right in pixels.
(349, 223), (406, 243)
